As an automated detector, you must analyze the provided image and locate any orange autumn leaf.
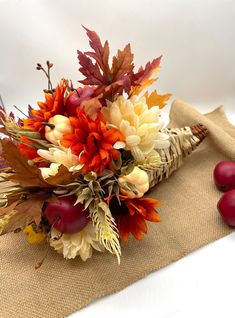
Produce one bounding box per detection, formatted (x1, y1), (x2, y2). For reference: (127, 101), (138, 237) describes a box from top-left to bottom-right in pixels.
(145, 90), (172, 109)
(111, 43), (134, 82)
(129, 56), (162, 96)
(77, 27), (167, 119)
(78, 27), (134, 99)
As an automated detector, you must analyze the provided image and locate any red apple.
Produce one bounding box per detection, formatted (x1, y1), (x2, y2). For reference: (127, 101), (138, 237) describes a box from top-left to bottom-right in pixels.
(213, 161), (235, 192)
(45, 195), (90, 233)
(217, 189), (235, 226)
(65, 87), (94, 116)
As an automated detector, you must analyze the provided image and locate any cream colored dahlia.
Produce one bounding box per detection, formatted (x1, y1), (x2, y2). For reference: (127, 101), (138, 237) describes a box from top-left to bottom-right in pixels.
(37, 147), (82, 169)
(102, 95), (170, 162)
(38, 147), (83, 179)
(49, 222), (104, 261)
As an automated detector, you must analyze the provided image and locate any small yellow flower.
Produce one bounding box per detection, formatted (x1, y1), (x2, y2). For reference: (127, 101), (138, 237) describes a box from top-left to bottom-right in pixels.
(23, 225), (47, 244)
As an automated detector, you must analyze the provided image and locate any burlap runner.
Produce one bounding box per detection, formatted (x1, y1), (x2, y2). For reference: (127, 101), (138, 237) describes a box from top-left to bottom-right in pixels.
(0, 99), (235, 318)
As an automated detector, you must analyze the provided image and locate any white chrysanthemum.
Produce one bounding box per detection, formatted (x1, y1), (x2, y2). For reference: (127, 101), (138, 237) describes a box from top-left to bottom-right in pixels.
(37, 147), (82, 169)
(102, 95), (170, 162)
(38, 147), (83, 179)
(49, 222), (104, 261)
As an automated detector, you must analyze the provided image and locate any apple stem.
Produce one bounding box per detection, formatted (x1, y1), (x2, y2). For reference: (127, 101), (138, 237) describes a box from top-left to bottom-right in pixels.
(51, 232), (63, 241)
(47, 219), (63, 241)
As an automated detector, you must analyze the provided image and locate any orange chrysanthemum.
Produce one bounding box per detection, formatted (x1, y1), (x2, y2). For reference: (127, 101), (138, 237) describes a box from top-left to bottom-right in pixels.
(110, 196), (160, 242)
(22, 80), (67, 133)
(60, 109), (124, 175)
(18, 142), (38, 160)
(18, 137), (49, 167)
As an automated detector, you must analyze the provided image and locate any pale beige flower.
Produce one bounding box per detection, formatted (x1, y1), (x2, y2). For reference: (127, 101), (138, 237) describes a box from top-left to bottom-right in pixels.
(37, 147), (83, 178)
(37, 147), (81, 168)
(39, 163), (60, 179)
(102, 95), (170, 162)
(49, 222), (104, 261)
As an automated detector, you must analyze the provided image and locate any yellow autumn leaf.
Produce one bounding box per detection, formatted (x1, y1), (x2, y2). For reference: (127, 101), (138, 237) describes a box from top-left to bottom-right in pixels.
(145, 90), (172, 109)
(131, 78), (157, 96)
(23, 224), (47, 244)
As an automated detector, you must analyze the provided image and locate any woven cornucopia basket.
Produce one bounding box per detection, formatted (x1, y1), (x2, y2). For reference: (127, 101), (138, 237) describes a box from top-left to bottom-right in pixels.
(145, 124), (208, 188)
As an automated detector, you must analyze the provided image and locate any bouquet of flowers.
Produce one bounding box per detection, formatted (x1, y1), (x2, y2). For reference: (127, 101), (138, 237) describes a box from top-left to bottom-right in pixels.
(0, 27), (207, 268)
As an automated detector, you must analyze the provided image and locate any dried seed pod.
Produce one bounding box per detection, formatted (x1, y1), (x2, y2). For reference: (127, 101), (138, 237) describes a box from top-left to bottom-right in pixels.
(148, 124), (208, 188)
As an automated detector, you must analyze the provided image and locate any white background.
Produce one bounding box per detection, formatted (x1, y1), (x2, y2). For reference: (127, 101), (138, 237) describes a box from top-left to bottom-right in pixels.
(1, 0), (235, 317)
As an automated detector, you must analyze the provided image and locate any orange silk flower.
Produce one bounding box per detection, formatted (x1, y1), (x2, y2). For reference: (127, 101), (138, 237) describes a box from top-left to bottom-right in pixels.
(22, 80), (67, 133)
(110, 196), (160, 242)
(60, 109), (124, 175)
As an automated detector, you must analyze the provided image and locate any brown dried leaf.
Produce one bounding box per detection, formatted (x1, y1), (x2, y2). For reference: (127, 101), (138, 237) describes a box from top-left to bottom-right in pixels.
(44, 165), (74, 186)
(0, 200), (21, 216)
(111, 43), (134, 81)
(0, 139), (49, 188)
(0, 140), (9, 168)
(15, 195), (46, 225)
(0, 192), (55, 235)
(1, 209), (34, 235)
(0, 181), (30, 208)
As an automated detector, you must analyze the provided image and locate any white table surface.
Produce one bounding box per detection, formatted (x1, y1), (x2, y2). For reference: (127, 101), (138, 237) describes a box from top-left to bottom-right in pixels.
(1, 0), (235, 317)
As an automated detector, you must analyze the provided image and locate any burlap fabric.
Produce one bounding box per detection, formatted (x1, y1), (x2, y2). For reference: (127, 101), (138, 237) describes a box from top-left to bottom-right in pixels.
(0, 99), (235, 317)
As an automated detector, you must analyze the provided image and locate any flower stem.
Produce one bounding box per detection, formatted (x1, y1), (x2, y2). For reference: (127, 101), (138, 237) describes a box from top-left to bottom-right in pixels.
(36, 61), (53, 91)
(13, 105), (28, 118)
(0, 95), (5, 108)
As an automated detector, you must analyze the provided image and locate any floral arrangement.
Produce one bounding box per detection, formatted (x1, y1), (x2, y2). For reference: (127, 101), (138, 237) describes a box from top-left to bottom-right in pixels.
(0, 27), (207, 268)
